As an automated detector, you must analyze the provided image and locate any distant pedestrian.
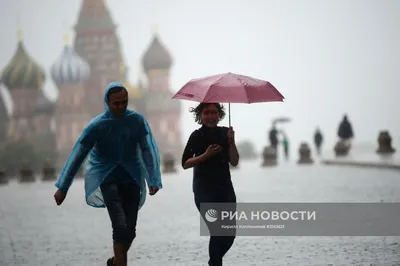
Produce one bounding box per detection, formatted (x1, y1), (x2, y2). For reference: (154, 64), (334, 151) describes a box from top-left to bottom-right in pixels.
(282, 136), (289, 160)
(314, 127), (324, 155)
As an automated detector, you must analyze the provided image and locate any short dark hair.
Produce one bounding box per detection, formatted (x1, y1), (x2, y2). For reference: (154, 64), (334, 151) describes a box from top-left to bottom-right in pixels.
(107, 86), (127, 101)
(189, 103), (226, 124)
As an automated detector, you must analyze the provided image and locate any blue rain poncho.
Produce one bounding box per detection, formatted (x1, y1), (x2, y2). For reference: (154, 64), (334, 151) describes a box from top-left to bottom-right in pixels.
(55, 82), (162, 209)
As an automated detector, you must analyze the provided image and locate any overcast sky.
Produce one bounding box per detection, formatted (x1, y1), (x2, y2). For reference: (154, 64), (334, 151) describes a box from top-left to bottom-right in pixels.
(1, 0), (399, 155)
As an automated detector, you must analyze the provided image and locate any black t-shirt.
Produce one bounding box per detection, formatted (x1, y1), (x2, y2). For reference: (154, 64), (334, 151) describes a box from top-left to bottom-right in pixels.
(182, 125), (231, 188)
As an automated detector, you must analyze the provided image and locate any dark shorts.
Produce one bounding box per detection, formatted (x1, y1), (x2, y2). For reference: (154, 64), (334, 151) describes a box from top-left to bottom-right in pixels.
(100, 181), (141, 244)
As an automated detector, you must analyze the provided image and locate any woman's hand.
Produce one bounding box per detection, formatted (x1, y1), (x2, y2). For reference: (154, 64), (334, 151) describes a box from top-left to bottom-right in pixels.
(227, 127), (235, 145)
(182, 144), (222, 169)
(227, 127), (239, 166)
(204, 144), (223, 158)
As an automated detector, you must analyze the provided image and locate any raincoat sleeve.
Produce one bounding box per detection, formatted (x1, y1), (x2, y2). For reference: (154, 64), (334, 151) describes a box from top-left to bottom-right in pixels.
(138, 118), (162, 189)
(55, 121), (98, 193)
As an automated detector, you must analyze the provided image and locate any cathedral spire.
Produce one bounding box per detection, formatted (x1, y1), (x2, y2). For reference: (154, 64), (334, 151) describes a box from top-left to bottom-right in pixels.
(74, 0), (115, 33)
(64, 31), (69, 45)
(62, 20), (69, 45)
(17, 27), (23, 41)
(152, 22), (158, 35)
(73, 0), (125, 116)
(16, 13), (23, 42)
(151, 8), (158, 34)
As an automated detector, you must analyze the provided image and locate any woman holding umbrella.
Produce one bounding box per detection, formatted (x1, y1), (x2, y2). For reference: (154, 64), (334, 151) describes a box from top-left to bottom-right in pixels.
(174, 72), (284, 265)
(182, 102), (239, 266)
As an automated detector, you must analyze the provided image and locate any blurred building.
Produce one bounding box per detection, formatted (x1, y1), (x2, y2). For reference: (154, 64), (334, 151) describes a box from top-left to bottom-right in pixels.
(0, 0), (182, 168)
(0, 86), (8, 144)
(141, 33), (182, 156)
(0, 29), (55, 146)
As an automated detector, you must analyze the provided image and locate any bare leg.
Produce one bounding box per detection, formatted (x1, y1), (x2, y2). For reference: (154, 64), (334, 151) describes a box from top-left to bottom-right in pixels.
(108, 241), (131, 266)
(124, 241), (133, 252)
(113, 243), (127, 266)
(123, 241), (133, 264)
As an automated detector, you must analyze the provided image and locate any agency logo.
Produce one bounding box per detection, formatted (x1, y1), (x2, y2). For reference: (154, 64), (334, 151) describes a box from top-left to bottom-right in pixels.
(205, 209), (218, 222)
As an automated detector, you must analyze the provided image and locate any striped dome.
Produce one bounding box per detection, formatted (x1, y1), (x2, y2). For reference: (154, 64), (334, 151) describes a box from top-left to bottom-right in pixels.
(1, 41), (46, 90)
(50, 45), (90, 85)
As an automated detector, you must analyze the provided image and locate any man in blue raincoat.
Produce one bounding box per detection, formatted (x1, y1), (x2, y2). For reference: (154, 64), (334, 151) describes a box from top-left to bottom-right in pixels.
(53, 82), (162, 266)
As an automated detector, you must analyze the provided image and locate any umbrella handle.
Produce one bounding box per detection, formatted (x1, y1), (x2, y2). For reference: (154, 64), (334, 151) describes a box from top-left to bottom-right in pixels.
(228, 102), (231, 127)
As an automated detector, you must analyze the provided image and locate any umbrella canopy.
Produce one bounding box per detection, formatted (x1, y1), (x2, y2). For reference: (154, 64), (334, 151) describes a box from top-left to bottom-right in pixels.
(172, 72), (285, 126)
(172, 72), (284, 103)
(272, 117), (292, 126)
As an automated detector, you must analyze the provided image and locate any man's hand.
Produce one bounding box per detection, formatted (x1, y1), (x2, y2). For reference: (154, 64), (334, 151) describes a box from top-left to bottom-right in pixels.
(54, 189), (67, 206)
(149, 186), (159, 196)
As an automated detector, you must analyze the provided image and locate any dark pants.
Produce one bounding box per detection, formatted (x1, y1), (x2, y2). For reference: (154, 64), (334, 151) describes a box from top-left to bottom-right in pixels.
(315, 143), (321, 155)
(194, 181), (236, 266)
(100, 182), (141, 245)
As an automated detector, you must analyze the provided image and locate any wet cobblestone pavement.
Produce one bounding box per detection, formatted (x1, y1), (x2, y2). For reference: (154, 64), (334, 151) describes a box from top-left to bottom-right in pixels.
(1, 161), (399, 265)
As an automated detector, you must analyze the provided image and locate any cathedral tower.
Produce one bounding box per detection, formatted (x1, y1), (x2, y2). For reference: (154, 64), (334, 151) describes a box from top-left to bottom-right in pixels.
(141, 29), (182, 157)
(1, 29), (45, 141)
(51, 31), (91, 163)
(73, 0), (125, 116)
(0, 84), (9, 144)
(32, 89), (56, 160)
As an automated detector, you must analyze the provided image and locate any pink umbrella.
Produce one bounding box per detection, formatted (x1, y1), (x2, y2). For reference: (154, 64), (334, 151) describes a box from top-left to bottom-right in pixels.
(172, 72), (284, 126)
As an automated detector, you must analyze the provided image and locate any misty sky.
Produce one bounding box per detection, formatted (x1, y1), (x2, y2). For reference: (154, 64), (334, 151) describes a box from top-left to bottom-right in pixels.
(0, 0), (399, 155)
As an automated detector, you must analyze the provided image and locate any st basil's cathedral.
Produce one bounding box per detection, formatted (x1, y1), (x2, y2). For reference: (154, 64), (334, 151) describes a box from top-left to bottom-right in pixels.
(0, 0), (182, 169)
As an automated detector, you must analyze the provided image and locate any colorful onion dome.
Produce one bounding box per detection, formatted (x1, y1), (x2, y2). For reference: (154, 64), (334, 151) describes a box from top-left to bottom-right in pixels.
(51, 33), (90, 85)
(1, 29), (46, 90)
